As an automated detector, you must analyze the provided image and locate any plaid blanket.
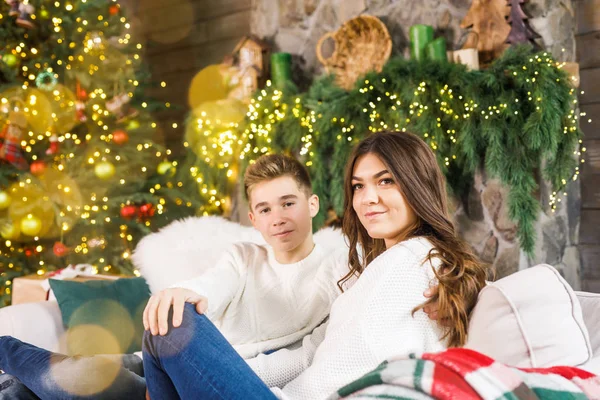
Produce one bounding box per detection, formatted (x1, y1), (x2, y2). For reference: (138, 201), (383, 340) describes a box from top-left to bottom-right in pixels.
(331, 348), (600, 400)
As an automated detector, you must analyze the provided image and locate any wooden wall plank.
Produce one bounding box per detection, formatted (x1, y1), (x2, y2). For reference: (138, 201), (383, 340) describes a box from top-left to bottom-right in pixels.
(581, 139), (600, 175)
(580, 210), (600, 244)
(581, 103), (600, 139)
(581, 245), (600, 279)
(580, 67), (600, 105)
(140, 2), (252, 37)
(576, 31), (600, 69)
(148, 38), (241, 76)
(128, 0), (253, 147)
(581, 173), (600, 208)
(138, 0), (198, 36)
(575, 0), (600, 35)
(145, 11), (250, 56)
(139, 0), (252, 23)
(582, 279), (600, 293)
(206, 10), (252, 42)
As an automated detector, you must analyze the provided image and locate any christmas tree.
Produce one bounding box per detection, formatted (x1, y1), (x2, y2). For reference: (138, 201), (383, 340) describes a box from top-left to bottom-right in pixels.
(0, 0), (200, 306)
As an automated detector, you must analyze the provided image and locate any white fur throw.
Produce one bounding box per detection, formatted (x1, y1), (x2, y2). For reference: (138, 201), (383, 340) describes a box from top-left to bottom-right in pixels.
(132, 216), (347, 293)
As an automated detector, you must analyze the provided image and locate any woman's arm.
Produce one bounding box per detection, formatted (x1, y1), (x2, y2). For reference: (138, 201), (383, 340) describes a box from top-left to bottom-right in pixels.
(245, 320), (329, 388)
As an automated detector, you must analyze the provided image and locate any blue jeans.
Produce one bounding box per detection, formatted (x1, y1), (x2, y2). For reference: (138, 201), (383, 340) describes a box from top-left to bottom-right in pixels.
(143, 303), (278, 399)
(0, 374), (38, 400)
(0, 336), (146, 399)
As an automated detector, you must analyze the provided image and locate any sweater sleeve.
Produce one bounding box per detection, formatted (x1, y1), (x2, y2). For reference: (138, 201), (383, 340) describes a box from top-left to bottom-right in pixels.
(170, 248), (242, 321)
(366, 242), (444, 362)
(245, 320), (328, 388)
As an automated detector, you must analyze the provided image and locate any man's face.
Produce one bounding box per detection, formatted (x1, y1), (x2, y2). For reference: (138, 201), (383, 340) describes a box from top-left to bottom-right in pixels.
(248, 176), (319, 255)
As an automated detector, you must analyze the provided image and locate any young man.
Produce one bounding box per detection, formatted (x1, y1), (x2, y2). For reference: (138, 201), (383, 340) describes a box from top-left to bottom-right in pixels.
(142, 153), (344, 360)
(0, 154), (438, 399)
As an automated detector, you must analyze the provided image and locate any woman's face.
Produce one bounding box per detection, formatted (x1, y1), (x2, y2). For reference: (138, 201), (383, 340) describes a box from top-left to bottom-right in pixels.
(351, 153), (418, 249)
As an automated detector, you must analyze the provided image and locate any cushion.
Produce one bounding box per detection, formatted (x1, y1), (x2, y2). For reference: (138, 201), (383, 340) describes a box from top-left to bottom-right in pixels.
(49, 277), (150, 356)
(576, 291), (600, 356)
(465, 264), (592, 368)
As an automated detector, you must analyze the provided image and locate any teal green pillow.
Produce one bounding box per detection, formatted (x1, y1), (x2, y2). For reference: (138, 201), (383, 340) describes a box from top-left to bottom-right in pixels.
(49, 277), (151, 356)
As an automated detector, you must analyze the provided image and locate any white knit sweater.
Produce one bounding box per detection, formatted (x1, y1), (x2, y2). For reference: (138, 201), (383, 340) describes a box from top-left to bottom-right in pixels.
(172, 242), (347, 359)
(246, 237), (446, 400)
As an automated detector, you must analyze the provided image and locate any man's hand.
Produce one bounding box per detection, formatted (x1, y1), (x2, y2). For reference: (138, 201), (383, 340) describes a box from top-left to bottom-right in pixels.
(423, 287), (439, 321)
(423, 286), (453, 327)
(143, 288), (208, 336)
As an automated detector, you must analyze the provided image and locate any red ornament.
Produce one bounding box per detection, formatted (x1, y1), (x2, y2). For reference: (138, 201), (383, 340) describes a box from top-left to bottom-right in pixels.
(112, 130), (129, 145)
(76, 80), (88, 101)
(139, 203), (155, 218)
(53, 242), (69, 257)
(120, 204), (138, 220)
(46, 134), (59, 155)
(108, 4), (120, 15)
(25, 249), (33, 257)
(30, 160), (47, 176)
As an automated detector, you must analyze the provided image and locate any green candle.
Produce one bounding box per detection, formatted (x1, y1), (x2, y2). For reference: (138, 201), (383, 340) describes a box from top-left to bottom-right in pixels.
(426, 37), (448, 62)
(271, 52), (293, 88)
(409, 24), (434, 61)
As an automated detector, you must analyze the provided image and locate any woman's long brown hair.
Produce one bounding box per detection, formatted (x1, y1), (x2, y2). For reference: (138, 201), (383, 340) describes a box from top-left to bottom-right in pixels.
(339, 131), (489, 348)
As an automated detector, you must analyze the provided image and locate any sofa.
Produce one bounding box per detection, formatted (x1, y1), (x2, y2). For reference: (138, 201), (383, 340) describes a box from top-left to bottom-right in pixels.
(1, 216), (599, 377)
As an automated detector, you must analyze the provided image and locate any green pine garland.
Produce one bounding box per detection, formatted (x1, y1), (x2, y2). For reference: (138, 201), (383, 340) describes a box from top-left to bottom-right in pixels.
(193, 45), (581, 255)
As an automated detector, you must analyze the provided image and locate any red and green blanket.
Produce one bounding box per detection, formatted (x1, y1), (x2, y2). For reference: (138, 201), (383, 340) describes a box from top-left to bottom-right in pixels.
(331, 348), (600, 400)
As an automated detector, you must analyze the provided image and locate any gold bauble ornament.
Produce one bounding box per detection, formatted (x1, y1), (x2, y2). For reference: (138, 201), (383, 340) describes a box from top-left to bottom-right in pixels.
(8, 181), (55, 238)
(0, 86), (53, 133)
(126, 119), (140, 130)
(193, 98), (246, 126)
(3, 54), (18, 67)
(157, 161), (175, 176)
(188, 65), (228, 110)
(0, 191), (11, 210)
(6, 169), (82, 241)
(0, 222), (19, 240)
(47, 84), (78, 132)
(95, 161), (116, 180)
(20, 214), (42, 236)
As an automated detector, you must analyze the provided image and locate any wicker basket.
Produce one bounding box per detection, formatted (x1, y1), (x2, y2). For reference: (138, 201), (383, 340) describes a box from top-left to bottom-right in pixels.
(316, 15), (392, 90)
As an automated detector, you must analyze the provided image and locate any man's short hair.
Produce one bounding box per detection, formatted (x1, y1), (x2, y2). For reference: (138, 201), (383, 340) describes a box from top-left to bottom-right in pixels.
(243, 154), (312, 203)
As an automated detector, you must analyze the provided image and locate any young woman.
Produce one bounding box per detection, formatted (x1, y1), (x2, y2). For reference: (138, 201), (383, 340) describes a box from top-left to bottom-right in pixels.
(142, 131), (488, 400)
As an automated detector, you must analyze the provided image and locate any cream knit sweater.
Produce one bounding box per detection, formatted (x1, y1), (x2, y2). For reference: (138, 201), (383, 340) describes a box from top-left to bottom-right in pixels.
(246, 237), (446, 400)
(172, 242), (347, 359)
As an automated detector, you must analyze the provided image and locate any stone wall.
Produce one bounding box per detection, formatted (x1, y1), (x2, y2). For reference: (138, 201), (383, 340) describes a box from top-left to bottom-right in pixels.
(250, 0), (582, 287)
(252, 0), (576, 86)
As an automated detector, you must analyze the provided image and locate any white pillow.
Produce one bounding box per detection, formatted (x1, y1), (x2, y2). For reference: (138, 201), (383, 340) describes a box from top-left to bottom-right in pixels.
(576, 291), (600, 356)
(465, 264), (593, 368)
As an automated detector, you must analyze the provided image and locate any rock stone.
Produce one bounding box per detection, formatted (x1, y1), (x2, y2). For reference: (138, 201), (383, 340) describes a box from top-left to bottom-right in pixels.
(480, 234), (499, 264)
(275, 27), (309, 54)
(465, 184), (484, 221)
(494, 245), (520, 279)
(556, 245), (581, 290)
(252, 0), (280, 38)
(541, 215), (567, 265)
(454, 212), (491, 253)
(304, 0), (319, 15)
(448, 0), (471, 9)
(332, 0), (366, 23)
(482, 180), (517, 242)
(280, 0), (310, 27)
